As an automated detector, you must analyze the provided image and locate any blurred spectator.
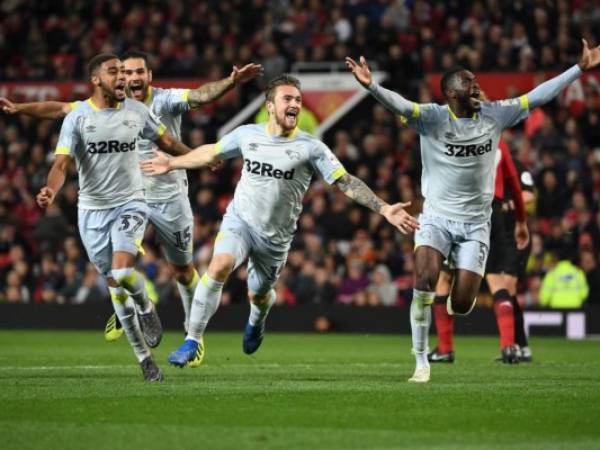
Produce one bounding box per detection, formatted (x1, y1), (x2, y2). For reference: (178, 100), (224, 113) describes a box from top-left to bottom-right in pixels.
(367, 264), (398, 306)
(337, 261), (369, 305)
(540, 249), (589, 309)
(579, 250), (600, 305)
(73, 264), (108, 304)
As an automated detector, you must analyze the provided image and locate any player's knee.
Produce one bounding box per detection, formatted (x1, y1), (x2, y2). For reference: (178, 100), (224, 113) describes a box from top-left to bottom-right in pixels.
(111, 267), (137, 288)
(451, 300), (472, 315)
(415, 271), (437, 292)
(450, 293), (476, 315)
(207, 254), (235, 281)
(172, 263), (195, 284)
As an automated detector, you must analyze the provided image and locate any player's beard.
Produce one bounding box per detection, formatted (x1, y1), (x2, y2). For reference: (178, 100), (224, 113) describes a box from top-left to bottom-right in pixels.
(457, 91), (481, 113)
(99, 79), (125, 103)
(275, 110), (298, 132)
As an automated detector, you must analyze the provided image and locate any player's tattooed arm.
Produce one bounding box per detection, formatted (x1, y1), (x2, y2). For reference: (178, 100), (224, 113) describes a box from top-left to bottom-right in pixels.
(155, 132), (192, 156)
(335, 173), (386, 213)
(187, 78), (235, 108)
(335, 173), (420, 234)
(0, 98), (71, 119)
(187, 63), (263, 108)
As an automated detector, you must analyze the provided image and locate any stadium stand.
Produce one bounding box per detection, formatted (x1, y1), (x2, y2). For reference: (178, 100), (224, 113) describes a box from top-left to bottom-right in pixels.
(0, 0), (599, 313)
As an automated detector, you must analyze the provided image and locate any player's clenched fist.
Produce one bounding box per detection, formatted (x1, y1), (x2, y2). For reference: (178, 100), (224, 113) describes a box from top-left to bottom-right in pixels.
(36, 186), (55, 208)
(0, 97), (18, 114)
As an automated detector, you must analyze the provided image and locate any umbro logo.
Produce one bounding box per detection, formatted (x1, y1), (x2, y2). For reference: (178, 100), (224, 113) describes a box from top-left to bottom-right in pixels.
(85, 125), (97, 133)
(285, 149), (301, 160)
(122, 120), (137, 129)
(444, 132), (456, 139)
(248, 143), (258, 151)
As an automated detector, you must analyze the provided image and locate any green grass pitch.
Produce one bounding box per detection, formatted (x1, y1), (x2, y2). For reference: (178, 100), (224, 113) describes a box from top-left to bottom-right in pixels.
(1, 331), (599, 450)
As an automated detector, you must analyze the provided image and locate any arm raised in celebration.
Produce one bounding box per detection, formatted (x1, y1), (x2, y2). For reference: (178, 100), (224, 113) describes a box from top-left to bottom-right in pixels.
(187, 63), (263, 109)
(345, 56), (416, 117)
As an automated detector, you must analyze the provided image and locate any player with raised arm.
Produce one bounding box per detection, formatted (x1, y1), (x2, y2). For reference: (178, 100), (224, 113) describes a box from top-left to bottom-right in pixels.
(37, 53), (199, 381)
(346, 39), (600, 382)
(429, 138), (530, 364)
(140, 74), (419, 368)
(2, 51), (262, 367)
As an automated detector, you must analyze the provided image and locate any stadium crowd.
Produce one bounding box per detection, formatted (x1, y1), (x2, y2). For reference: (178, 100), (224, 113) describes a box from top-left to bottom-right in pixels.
(1, 0), (599, 308)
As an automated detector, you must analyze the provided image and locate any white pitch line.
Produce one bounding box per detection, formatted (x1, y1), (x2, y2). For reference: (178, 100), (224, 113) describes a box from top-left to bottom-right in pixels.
(0, 362), (405, 371)
(0, 365), (132, 371)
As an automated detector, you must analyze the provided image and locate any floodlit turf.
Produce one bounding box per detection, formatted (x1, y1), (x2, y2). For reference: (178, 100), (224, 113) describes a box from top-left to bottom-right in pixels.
(1, 331), (599, 450)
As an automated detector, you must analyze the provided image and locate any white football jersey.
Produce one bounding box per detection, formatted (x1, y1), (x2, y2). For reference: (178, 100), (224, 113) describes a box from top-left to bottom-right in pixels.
(56, 98), (165, 209)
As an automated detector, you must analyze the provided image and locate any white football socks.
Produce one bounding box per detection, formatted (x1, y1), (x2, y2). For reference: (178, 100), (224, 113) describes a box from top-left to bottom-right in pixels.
(411, 289), (434, 370)
(249, 289), (276, 326)
(186, 273), (224, 342)
(112, 268), (151, 314)
(176, 269), (200, 332)
(109, 286), (150, 363)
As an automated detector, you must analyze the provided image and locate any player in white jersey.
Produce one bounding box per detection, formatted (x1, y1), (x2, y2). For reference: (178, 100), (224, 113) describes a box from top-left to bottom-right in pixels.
(346, 39), (600, 382)
(35, 53), (200, 381)
(102, 50), (260, 356)
(1, 51), (262, 366)
(140, 74), (419, 367)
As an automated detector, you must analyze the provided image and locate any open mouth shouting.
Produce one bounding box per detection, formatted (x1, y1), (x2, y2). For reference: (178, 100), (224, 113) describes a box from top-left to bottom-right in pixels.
(284, 108), (299, 125)
(114, 80), (126, 99)
(128, 81), (145, 100)
(470, 89), (481, 109)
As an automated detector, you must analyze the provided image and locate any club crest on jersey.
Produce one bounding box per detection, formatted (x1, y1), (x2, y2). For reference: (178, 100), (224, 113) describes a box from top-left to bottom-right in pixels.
(248, 143), (258, 151)
(285, 149), (301, 160)
(85, 125), (97, 133)
(122, 120), (137, 129)
(444, 132), (456, 139)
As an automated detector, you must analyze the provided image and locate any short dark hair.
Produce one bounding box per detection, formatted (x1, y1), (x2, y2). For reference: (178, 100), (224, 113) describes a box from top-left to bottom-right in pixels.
(87, 53), (119, 77)
(440, 66), (466, 97)
(265, 74), (301, 102)
(120, 49), (151, 70)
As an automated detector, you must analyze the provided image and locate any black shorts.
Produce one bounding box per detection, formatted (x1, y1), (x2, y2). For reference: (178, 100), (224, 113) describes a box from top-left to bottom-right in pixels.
(485, 201), (507, 274)
(503, 210), (531, 279)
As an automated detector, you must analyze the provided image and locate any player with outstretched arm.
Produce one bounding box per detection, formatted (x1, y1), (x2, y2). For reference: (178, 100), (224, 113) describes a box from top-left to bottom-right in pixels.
(141, 74), (419, 367)
(346, 39), (600, 382)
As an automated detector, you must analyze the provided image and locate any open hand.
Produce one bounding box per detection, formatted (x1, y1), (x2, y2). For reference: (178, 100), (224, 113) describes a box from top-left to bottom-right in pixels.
(140, 150), (170, 176)
(345, 56), (372, 87)
(579, 39), (600, 71)
(381, 202), (420, 235)
(231, 63), (264, 85)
